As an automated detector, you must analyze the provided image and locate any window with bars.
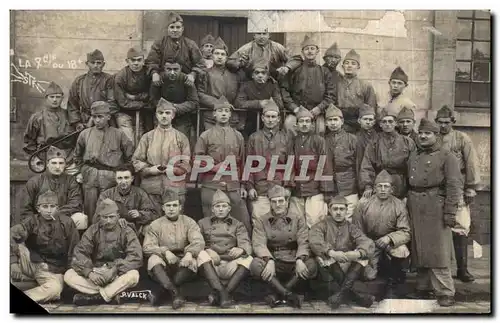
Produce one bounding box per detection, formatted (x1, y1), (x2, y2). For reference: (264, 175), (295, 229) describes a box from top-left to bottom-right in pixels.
(455, 10), (491, 108)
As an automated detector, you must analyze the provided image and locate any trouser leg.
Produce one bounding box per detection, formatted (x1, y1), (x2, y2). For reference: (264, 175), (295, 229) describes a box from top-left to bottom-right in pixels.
(228, 191), (252, 237)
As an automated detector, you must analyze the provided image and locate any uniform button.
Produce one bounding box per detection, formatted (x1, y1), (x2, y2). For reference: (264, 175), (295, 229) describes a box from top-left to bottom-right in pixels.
(410, 176), (414, 179)
(288, 238), (292, 241)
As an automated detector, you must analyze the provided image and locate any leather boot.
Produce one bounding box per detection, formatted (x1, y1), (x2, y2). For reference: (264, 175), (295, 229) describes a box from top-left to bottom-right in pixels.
(384, 257), (406, 299)
(151, 264), (183, 309)
(327, 263), (374, 308)
(437, 295), (455, 307)
(453, 233), (475, 282)
(328, 262), (369, 309)
(73, 293), (107, 306)
(267, 277), (302, 308)
(226, 265), (249, 294)
(201, 262), (231, 308)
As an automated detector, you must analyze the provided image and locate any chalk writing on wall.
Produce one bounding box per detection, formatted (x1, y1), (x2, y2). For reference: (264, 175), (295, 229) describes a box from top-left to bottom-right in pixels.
(17, 54), (84, 70)
(11, 63), (50, 94)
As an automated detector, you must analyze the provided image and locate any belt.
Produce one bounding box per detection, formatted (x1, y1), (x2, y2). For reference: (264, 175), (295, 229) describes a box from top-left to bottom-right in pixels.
(335, 165), (355, 173)
(409, 186), (440, 193)
(84, 161), (116, 171)
(269, 242), (298, 252)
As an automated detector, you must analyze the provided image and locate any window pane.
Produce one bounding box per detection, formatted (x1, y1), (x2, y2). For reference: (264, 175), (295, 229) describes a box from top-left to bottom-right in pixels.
(457, 10), (473, 18)
(456, 62), (471, 81)
(473, 41), (490, 59)
(457, 20), (472, 39)
(470, 83), (490, 105)
(474, 21), (490, 40)
(474, 10), (491, 19)
(456, 41), (472, 60)
(455, 83), (470, 105)
(472, 61), (490, 82)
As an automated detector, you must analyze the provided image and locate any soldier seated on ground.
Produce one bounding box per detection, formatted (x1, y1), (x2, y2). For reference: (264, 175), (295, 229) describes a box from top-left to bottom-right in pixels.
(197, 190), (253, 308)
(250, 185), (317, 309)
(310, 195), (375, 309)
(11, 191), (80, 304)
(142, 191), (204, 309)
(352, 170), (411, 299)
(64, 199), (143, 306)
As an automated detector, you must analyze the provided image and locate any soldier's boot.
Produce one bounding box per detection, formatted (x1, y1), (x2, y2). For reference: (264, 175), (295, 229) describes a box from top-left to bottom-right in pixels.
(115, 289), (156, 305)
(453, 233), (475, 282)
(327, 263), (374, 308)
(201, 262), (231, 308)
(73, 293), (109, 306)
(151, 264), (183, 309)
(223, 265), (250, 304)
(171, 267), (196, 309)
(384, 257), (406, 299)
(328, 263), (373, 309)
(267, 277), (302, 309)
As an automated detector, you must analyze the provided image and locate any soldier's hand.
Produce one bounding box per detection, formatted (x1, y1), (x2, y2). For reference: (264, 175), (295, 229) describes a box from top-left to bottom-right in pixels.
(248, 189), (258, 200)
(206, 249), (221, 266)
(148, 165), (164, 176)
(165, 250), (179, 265)
(240, 188), (248, 199)
(344, 251), (361, 262)
(311, 107), (322, 118)
(443, 213), (456, 228)
(75, 173), (83, 184)
(152, 73), (162, 86)
(125, 93), (137, 100)
(362, 189), (373, 199)
(184, 74), (195, 87)
(75, 123), (86, 132)
(228, 247), (244, 259)
(375, 236), (391, 250)
(329, 250), (349, 263)
(128, 210), (140, 219)
(295, 259), (310, 280)
(276, 66), (290, 76)
(261, 260), (275, 282)
(89, 272), (106, 286)
(118, 218), (129, 229)
(180, 253), (194, 268)
(464, 188), (477, 205)
(10, 263), (24, 281)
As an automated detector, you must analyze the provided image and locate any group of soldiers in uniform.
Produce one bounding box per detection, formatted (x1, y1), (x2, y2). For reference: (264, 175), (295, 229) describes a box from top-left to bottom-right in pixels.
(12, 11), (481, 310)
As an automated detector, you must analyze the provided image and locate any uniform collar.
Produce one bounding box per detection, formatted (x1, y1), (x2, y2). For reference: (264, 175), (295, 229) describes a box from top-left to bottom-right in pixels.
(269, 216), (292, 225)
(210, 216), (233, 225)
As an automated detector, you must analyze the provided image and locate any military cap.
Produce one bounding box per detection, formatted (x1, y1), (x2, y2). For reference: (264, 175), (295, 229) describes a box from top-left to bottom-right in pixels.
(418, 118), (440, 133)
(343, 49), (360, 64)
(90, 101), (111, 115)
(262, 98), (280, 114)
(328, 195), (348, 206)
(296, 107), (313, 119)
(213, 96), (234, 111)
(161, 190), (181, 205)
(201, 34), (216, 46)
(87, 49), (104, 62)
(213, 37), (228, 52)
(37, 190), (59, 206)
(390, 66), (408, 84)
(435, 105), (455, 120)
(212, 189), (231, 206)
(95, 198), (119, 216)
(250, 58), (270, 71)
(358, 104), (375, 118)
(166, 12), (183, 26)
(375, 169), (393, 185)
(46, 146), (67, 161)
(156, 97), (176, 112)
(323, 42), (341, 58)
(325, 104), (343, 119)
(397, 106), (415, 121)
(268, 185), (290, 199)
(44, 81), (63, 96)
(379, 108), (397, 120)
(301, 34), (319, 49)
(127, 47), (145, 59)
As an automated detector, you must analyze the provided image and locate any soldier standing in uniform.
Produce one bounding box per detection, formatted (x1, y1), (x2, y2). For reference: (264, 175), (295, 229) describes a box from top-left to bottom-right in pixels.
(132, 98), (191, 209)
(384, 67), (416, 119)
(355, 104), (378, 193)
(322, 42), (342, 82)
(397, 106), (419, 143)
(324, 104), (358, 221)
(309, 195), (375, 309)
(247, 99), (291, 219)
(143, 192), (204, 309)
(435, 105), (481, 283)
(11, 191), (80, 304)
(64, 199), (143, 305)
(250, 185), (317, 308)
(337, 50), (377, 133)
(73, 101), (134, 222)
(68, 49), (118, 131)
(199, 34), (216, 69)
(197, 190), (253, 307)
(406, 118), (462, 307)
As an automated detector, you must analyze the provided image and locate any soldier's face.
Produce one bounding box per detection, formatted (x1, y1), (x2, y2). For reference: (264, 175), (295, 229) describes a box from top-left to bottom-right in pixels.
(302, 46), (319, 61)
(36, 203), (58, 220)
(162, 200), (181, 219)
(326, 116), (343, 132)
(389, 79), (407, 96)
(202, 43), (214, 58)
(212, 49), (228, 66)
(297, 117), (313, 133)
(252, 68), (269, 84)
(46, 94), (63, 108)
(116, 170), (134, 191)
(418, 130), (437, 147)
(212, 202), (231, 219)
(92, 113), (111, 129)
(101, 213), (119, 230)
(164, 63), (181, 80)
(167, 21), (184, 39)
(86, 60), (105, 74)
(329, 204), (347, 223)
(358, 115), (375, 130)
(324, 55), (341, 69)
(47, 157), (66, 176)
(380, 116), (397, 133)
(270, 197), (288, 216)
(375, 182), (392, 200)
(254, 33), (270, 46)
(156, 109), (174, 127)
(262, 111), (280, 129)
(436, 117), (453, 134)
(342, 59), (359, 75)
(127, 56), (145, 72)
(398, 118), (415, 135)
(214, 107), (231, 124)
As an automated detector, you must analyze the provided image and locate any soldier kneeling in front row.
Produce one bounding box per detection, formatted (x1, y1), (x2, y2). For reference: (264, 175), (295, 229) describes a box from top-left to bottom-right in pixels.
(250, 185), (317, 308)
